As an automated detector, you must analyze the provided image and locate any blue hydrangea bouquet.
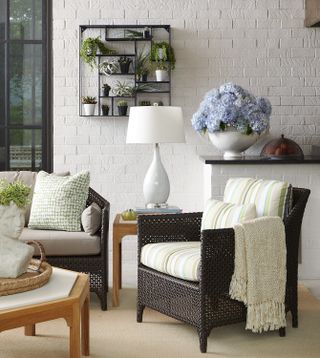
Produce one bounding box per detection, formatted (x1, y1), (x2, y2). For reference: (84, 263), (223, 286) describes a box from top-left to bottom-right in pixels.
(192, 83), (271, 135)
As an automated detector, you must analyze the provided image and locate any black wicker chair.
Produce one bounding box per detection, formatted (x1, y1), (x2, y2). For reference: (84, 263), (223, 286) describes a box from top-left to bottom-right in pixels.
(47, 187), (110, 310)
(137, 187), (310, 353)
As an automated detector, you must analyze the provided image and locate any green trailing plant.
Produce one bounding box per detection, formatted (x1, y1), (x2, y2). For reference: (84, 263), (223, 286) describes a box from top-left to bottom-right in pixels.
(150, 41), (176, 70)
(117, 100), (128, 107)
(155, 62), (168, 71)
(0, 179), (31, 209)
(81, 96), (97, 104)
(80, 37), (116, 69)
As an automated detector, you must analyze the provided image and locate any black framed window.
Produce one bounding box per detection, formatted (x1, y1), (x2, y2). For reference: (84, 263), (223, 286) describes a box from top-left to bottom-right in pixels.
(0, 0), (52, 171)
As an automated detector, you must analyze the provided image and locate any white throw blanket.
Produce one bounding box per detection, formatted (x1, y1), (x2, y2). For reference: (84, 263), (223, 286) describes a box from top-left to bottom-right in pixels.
(229, 216), (287, 333)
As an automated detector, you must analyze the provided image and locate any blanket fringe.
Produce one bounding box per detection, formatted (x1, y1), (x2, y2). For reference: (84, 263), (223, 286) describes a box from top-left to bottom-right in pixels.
(229, 275), (247, 305)
(246, 301), (286, 333)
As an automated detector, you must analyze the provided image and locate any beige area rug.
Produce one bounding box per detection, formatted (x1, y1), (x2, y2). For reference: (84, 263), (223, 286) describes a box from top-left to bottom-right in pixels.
(1, 286), (320, 358)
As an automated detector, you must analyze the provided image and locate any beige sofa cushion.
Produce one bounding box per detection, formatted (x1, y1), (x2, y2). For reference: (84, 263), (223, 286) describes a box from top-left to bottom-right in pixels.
(19, 228), (100, 256)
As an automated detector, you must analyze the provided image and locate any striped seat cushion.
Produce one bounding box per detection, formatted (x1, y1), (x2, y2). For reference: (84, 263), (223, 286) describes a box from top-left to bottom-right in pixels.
(141, 242), (201, 282)
(201, 199), (256, 230)
(224, 178), (291, 219)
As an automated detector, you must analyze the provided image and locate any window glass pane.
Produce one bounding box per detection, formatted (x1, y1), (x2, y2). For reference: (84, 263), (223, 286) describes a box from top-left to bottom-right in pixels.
(9, 128), (42, 170)
(10, 0), (42, 40)
(0, 44), (4, 126)
(9, 43), (42, 125)
(0, 128), (5, 170)
(0, 0), (5, 40)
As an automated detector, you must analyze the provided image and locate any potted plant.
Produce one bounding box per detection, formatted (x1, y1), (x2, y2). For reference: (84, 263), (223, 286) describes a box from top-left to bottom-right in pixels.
(101, 104), (109, 116)
(118, 56), (132, 74)
(150, 41), (175, 81)
(117, 100), (128, 116)
(112, 81), (135, 97)
(139, 100), (151, 106)
(0, 179), (31, 237)
(81, 96), (97, 116)
(191, 83), (271, 158)
(102, 83), (111, 97)
(136, 50), (150, 82)
(80, 37), (116, 69)
(99, 59), (119, 76)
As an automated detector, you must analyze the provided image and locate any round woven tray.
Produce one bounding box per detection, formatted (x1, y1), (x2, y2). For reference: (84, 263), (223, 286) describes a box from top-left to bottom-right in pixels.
(0, 241), (53, 297)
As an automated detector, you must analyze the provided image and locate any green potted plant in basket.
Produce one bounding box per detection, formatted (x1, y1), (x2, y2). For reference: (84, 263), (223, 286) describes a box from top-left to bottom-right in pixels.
(80, 37), (116, 69)
(81, 96), (97, 116)
(117, 100), (128, 116)
(150, 41), (175, 82)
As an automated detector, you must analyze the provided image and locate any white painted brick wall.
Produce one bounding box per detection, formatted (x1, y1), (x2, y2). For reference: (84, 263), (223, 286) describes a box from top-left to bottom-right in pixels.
(53, 0), (320, 285)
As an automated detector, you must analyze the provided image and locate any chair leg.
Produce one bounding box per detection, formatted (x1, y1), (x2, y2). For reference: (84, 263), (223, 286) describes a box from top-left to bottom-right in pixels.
(292, 312), (298, 328)
(137, 304), (145, 323)
(198, 329), (208, 353)
(279, 327), (286, 337)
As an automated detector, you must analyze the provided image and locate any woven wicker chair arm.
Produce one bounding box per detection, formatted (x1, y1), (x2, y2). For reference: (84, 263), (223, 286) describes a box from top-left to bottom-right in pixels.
(200, 228), (235, 294)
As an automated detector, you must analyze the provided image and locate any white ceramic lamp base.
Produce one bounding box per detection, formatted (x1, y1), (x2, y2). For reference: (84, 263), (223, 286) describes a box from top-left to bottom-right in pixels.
(143, 143), (170, 207)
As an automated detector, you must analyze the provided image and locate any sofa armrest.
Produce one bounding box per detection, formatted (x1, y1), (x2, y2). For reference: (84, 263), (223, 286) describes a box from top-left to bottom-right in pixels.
(200, 228), (235, 295)
(138, 212), (202, 261)
(87, 187), (110, 258)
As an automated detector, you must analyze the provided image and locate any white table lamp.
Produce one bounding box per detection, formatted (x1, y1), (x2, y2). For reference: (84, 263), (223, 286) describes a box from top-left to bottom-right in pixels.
(126, 106), (185, 208)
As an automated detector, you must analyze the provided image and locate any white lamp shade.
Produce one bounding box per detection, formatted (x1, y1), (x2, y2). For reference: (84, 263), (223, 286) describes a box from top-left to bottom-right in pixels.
(126, 106), (185, 144)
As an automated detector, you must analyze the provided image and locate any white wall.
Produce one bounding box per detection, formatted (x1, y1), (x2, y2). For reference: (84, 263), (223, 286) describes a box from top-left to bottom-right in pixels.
(52, 0), (320, 284)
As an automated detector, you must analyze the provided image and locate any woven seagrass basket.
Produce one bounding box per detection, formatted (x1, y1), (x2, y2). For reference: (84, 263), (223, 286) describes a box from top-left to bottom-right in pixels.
(0, 241), (52, 296)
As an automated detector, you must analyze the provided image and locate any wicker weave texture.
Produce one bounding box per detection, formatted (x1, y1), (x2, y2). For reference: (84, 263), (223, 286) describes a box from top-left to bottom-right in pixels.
(137, 187), (310, 353)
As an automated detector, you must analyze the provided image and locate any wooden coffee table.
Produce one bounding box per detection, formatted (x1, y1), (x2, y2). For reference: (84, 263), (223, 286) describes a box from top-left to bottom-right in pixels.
(0, 272), (90, 358)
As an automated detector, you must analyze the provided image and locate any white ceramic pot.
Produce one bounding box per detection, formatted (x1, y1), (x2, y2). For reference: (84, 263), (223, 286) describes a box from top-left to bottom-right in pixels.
(208, 129), (259, 158)
(83, 103), (96, 116)
(155, 70), (168, 82)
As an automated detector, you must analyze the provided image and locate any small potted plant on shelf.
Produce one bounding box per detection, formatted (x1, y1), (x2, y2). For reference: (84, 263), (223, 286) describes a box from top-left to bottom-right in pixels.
(117, 100), (128, 116)
(136, 50), (150, 82)
(139, 100), (151, 106)
(102, 83), (111, 97)
(150, 41), (175, 82)
(99, 59), (119, 76)
(112, 81), (135, 97)
(118, 56), (132, 74)
(101, 104), (109, 116)
(82, 96), (97, 116)
(80, 36), (116, 69)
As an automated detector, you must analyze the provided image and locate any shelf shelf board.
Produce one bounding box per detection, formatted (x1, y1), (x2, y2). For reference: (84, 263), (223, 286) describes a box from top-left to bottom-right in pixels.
(99, 96), (135, 99)
(80, 114), (129, 117)
(136, 81), (170, 84)
(99, 72), (135, 76)
(136, 90), (170, 94)
(105, 37), (153, 42)
(96, 54), (136, 57)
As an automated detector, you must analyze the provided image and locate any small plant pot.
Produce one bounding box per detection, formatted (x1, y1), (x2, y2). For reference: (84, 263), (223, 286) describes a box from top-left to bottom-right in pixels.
(103, 87), (110, 97)
(141, 73), (148, 82)
(118, 106), (128, 116)
(155, 70), (168, 82)
(119, 62), (131, 74)
(83, 103), (95, 116)
(101, 106), (109, 116)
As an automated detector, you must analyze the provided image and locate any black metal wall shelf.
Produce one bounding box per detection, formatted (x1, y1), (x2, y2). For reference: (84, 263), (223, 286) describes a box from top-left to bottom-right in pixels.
(79, 24), (172, 117)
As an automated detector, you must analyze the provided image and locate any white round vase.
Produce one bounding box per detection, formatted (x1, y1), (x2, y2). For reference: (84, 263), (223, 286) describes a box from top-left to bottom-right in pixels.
(208, 130), (259, 158)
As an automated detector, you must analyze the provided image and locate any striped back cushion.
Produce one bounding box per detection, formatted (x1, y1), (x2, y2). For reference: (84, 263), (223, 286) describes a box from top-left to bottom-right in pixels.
(141, 242), (201, 282)
(201, 199), (256, 230)
(224, 178), (291, 219)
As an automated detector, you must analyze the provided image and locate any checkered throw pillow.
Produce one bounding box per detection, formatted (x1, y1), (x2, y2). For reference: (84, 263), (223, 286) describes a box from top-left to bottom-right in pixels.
(28, 171), (90, 232)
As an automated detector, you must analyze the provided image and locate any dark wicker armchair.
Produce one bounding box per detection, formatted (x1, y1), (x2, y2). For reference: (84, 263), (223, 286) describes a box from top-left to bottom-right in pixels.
(137, 187), (310, 353)
(47, 187), (110, 310)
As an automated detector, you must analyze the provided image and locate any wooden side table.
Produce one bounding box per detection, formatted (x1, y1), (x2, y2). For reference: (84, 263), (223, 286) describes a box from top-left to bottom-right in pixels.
(0, 272), (90, 358)
(113, 214), (137, 307)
